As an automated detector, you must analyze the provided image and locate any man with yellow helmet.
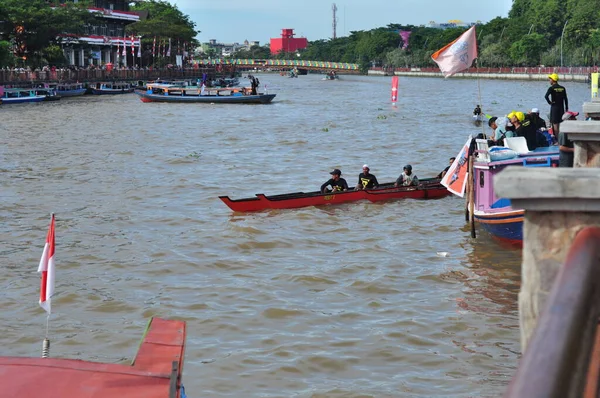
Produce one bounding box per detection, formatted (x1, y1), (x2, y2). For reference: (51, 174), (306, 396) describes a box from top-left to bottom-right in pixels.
(544, 73), (569, 135)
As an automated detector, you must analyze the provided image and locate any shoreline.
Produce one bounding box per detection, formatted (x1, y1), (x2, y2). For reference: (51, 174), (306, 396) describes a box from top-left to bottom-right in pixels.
(367, 69), (590, 82)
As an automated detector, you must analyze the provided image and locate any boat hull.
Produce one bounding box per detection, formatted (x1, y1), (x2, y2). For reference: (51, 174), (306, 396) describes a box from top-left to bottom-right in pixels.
(90, 88), (134, 95)
(136, 90), (276, 104)
(1, 96), (46, 104)
(57, 88), (87, 97)
(220, 180), (450, 212)
(474, 209), (524, 245)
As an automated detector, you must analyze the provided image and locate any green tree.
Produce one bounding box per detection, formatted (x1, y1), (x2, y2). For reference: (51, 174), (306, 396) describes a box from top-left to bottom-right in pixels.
(0, 0), (96, 67)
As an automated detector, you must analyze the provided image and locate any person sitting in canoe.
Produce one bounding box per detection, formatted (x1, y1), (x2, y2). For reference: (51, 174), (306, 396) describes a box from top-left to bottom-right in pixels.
(437, 157), (455, 179)
(321, 168), (349, 193)
(395, 164), (419, 187)
(473, 104), (482, 116)
(356, 164), (379, 190)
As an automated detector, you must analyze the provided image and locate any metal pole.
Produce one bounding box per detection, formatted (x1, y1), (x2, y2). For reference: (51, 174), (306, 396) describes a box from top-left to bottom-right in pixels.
(561, 20), (569, 67)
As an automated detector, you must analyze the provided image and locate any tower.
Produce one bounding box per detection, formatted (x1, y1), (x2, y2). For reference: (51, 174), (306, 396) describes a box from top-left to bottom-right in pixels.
(332, 3), (338, 40)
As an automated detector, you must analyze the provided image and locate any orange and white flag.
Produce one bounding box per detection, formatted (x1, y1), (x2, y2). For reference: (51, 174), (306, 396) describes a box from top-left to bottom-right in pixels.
(38, 214), (55, 314)
(441, 137), (472, 197)
(431, 26), (478, 77)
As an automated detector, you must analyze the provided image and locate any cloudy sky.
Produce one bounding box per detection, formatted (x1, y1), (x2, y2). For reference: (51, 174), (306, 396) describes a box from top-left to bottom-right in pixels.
(167, 0), (513, 45)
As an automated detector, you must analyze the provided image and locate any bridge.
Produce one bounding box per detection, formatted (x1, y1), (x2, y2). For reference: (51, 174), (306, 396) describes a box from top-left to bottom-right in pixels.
(193, 59), (361, 74)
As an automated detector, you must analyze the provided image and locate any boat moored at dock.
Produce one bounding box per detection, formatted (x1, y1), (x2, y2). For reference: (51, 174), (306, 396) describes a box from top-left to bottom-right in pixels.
(1, 87), (48, 104)
(88, 81), (135, 95)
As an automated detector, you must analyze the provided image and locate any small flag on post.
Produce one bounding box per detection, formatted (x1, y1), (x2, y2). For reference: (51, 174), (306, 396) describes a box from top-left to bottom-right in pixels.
(431, 25), (478, 78)
(38, 214), (55, 314)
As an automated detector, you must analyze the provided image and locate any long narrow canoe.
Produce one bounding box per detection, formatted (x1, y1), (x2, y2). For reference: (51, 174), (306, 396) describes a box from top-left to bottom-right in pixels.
(219, 178), (450, 212)
(136, 89), (276, 104)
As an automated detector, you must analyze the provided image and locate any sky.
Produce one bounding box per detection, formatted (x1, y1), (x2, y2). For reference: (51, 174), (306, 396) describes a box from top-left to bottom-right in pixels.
(168, 0), (514, 45)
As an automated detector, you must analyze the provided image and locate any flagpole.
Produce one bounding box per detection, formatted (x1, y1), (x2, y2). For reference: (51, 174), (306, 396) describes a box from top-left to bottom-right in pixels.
(39, 212), (55, 358)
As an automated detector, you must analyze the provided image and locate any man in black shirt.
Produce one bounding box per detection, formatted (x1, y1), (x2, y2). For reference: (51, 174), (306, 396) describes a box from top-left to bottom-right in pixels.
(511, 112), (538, 151)
(321, 168), (349, 193)
(437, 157), (456, 178)
(356, 164), (379, 190)
(545, 73), (568, 135)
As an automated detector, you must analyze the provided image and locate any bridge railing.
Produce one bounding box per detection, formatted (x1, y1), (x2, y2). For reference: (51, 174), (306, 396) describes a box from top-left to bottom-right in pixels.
(0, 67), (216, 85)
(505, 227), (600, 398)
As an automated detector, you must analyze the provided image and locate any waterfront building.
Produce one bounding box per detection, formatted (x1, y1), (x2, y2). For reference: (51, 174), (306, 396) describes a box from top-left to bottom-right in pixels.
(50, 0), (147, 67)
(199, 40), (260, 57)
(269, 29), (308, 55)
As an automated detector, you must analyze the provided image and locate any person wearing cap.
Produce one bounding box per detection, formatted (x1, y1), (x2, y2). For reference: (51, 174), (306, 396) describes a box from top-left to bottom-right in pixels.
(510, 111), (539, 150)
(489, 116), (513, 145)
(320, 168), (348, 193)
(545, 73), (569, 135)
(356, 164), (379, 190)
(558, 111), (579, 167)
(395, 165), (419, 187)
(528, 108), (548, 132)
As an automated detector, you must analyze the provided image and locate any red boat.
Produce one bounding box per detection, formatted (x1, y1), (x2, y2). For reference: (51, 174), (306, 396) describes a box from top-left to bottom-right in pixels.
(219, 178), (450, 212)
(0, 317), (186, 398)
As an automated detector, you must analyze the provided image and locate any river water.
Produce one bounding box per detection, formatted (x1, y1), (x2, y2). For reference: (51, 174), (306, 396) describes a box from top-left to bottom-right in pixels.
(0, 75), (591, 397)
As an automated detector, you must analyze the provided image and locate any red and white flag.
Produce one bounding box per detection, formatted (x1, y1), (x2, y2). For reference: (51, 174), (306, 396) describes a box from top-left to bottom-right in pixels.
(431, 26), (478, 78)
(38, 214), (55, 314)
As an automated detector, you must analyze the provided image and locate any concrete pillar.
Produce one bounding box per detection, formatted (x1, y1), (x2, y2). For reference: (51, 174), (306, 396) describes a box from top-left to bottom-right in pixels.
(495, 168), (600, 350)
(79, 49), (85, 67)
(68, 49), (75, 66)
(560, 102), (600, 167)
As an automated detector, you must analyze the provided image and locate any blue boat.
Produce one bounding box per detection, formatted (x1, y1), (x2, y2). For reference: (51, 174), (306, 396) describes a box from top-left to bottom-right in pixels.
(1, 88), (47, 104)
(50, 82), (87, 97)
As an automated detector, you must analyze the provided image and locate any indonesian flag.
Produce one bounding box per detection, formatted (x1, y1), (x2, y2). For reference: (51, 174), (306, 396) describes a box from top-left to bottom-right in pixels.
(122, 36), (127, 57)
(431, 25), (478, 78)
(153, 36), (156, 58)
(131, 35), (135, 56)
(38, 214), (55, 314)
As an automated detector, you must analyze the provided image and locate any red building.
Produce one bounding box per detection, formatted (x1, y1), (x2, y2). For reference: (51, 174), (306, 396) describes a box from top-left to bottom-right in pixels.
(270, 29), (308, 55)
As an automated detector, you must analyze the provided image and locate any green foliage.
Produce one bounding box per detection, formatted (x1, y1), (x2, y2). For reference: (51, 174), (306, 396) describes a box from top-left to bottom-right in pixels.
(233, 45), (271, 59)
(129, 0), (198, 45)
(0, 41), (17, 67)
(0, 0), (95, 67)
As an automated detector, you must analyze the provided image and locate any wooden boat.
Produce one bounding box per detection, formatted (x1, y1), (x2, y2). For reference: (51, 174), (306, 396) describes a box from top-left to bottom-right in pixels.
(1, 88), (47, 104)
(89, 81), (135, 95)
(0, 317), (186, 397)
(136, 85), (276, 104)
(471, 137), (559, 245)
(35, 87), (61, 101)
(219, 178), (450, 212)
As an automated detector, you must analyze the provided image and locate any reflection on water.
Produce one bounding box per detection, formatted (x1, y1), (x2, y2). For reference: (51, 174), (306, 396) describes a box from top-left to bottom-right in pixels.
(0, 75), (591, 396)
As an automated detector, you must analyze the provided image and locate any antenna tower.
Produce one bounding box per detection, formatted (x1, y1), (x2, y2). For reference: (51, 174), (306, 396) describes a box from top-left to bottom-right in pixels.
(332, 3), (338, 39)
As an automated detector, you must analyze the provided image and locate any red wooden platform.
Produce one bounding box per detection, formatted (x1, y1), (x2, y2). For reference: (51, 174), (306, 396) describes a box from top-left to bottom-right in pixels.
(0, 317), (186, 398)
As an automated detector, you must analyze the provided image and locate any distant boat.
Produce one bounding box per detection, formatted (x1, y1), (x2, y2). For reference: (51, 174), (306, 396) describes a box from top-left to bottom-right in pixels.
(136, 84), (276, 104)
(1, 88), (47, 104)
(50, 82), (86, 97)
(88, 82), (134, 95)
